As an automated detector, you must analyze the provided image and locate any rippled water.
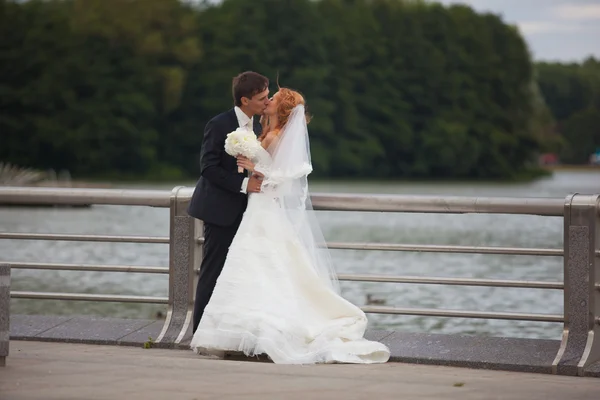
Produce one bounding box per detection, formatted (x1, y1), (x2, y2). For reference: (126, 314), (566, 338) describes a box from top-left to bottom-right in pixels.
(1, 170), (598, 339)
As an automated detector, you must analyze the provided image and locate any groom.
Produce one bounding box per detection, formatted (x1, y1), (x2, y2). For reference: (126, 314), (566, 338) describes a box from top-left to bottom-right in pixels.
(187, 71), (270, 333)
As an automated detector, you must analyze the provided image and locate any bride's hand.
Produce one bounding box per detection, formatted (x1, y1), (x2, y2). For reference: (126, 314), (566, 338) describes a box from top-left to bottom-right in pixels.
(237, 156), (255, 172)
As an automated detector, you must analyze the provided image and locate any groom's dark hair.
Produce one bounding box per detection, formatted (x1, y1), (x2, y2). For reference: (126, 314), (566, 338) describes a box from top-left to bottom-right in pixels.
(232, 71), (269, 107)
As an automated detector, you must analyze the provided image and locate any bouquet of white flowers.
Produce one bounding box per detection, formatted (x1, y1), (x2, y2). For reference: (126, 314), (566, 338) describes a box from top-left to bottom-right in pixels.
(224, 128), (261, 173)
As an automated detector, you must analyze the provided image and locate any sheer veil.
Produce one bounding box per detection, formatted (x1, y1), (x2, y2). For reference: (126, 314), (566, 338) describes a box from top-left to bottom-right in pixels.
(255, 105), (340, 294)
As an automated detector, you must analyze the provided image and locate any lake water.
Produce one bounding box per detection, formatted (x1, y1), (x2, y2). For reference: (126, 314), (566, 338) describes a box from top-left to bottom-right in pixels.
(1, 170), (599, 340)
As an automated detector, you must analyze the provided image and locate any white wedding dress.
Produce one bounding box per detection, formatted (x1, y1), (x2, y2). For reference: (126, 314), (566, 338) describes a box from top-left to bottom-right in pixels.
(190, 106), (390, 364)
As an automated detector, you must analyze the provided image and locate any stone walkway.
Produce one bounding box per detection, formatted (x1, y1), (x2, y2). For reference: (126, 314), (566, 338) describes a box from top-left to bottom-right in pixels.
(0, 341), (598, 400)
(16, 314), (595, 375)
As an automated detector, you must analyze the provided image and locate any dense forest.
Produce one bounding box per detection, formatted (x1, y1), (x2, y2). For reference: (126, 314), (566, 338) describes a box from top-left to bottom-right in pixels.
(1, 0), (599, 181)
(536, 58), (600, 165)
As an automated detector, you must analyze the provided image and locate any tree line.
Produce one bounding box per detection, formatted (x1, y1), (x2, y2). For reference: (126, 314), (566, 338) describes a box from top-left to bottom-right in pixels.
(536, 58), (600, 164)
(1, 0), (598, 181)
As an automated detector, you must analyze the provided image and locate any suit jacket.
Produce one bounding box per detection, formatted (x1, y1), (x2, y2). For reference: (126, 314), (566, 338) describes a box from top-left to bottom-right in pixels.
(187, 109), (263, 226)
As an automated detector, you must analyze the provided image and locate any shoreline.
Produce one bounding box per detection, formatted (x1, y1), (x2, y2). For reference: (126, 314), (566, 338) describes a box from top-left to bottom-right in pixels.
(2, 166), (598, 189)
(541, 164), (600, 171)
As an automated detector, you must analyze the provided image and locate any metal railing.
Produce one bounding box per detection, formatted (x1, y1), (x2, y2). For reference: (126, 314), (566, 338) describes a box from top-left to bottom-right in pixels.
(0, 186), (598, 376)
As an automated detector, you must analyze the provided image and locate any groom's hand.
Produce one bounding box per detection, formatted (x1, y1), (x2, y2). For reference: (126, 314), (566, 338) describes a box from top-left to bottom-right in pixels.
(247, 174), (263, 193)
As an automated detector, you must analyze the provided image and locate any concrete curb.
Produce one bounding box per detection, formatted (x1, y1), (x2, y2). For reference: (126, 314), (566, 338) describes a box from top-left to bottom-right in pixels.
(9, 314), (600, 377)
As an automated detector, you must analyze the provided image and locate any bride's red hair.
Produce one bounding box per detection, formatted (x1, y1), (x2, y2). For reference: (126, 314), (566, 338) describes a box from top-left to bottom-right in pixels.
(274, 88), (311, 128)
(260, 87), (311, 141)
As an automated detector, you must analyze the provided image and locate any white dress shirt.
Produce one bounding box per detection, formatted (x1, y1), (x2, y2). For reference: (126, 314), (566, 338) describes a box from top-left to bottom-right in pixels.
(234, 106), (254, 194)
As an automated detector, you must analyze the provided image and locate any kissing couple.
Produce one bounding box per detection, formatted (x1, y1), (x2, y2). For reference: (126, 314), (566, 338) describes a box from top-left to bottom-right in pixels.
(187, 71), (390, 364)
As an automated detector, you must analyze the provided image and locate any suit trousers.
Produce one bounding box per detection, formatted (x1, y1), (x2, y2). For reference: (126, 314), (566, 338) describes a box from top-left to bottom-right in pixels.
(192, 213), (243, 333)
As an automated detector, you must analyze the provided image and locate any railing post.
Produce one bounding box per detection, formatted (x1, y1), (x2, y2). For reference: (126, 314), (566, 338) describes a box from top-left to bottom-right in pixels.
(552, 193), (600, 376)
(0, 263), (10, 366)
(155, 187), (202, 346)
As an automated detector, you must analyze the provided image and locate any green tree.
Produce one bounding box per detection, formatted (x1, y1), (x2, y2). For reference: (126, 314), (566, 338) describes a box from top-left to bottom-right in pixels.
(0, 0), (554, 180)
(536, 57), (600, 164)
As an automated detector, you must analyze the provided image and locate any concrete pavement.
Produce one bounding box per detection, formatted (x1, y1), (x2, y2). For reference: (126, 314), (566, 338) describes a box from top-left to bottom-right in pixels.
(0, 341), (598, 400)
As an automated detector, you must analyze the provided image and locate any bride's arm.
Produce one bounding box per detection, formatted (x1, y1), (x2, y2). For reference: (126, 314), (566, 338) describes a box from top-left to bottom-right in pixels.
(235, 132), (279, 175)
(253, 133), (280, 187)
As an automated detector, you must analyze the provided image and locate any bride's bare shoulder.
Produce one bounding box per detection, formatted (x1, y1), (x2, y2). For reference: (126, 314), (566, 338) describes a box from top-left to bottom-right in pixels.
(261, 130), (280, 149)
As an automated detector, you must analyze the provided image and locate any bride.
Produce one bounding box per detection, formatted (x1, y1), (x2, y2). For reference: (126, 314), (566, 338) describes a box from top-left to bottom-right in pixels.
(190, 87), (390, 364)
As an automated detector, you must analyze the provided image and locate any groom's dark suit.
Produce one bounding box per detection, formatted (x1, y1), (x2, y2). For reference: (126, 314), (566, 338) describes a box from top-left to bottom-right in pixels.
(188, 108), (262, 332)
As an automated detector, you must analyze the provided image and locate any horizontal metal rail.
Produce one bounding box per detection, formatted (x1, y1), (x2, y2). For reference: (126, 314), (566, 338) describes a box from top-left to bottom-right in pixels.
(360, 306), (564, 322)
(326, 242), (563, 256)
(8, 291), (561, 322)
(6, 262), (168, 274)
(10, 291), (168, 304)
(0, 187), (171, 207)
(311, 193), (565, 216)
(194, 237), (563, 257)
(0, 232), (169, 244)
(0, 187), (566, 216)
(8, 262), (563, 289)
(3, 233), (585, 256)
(337, 274), (564, 289)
